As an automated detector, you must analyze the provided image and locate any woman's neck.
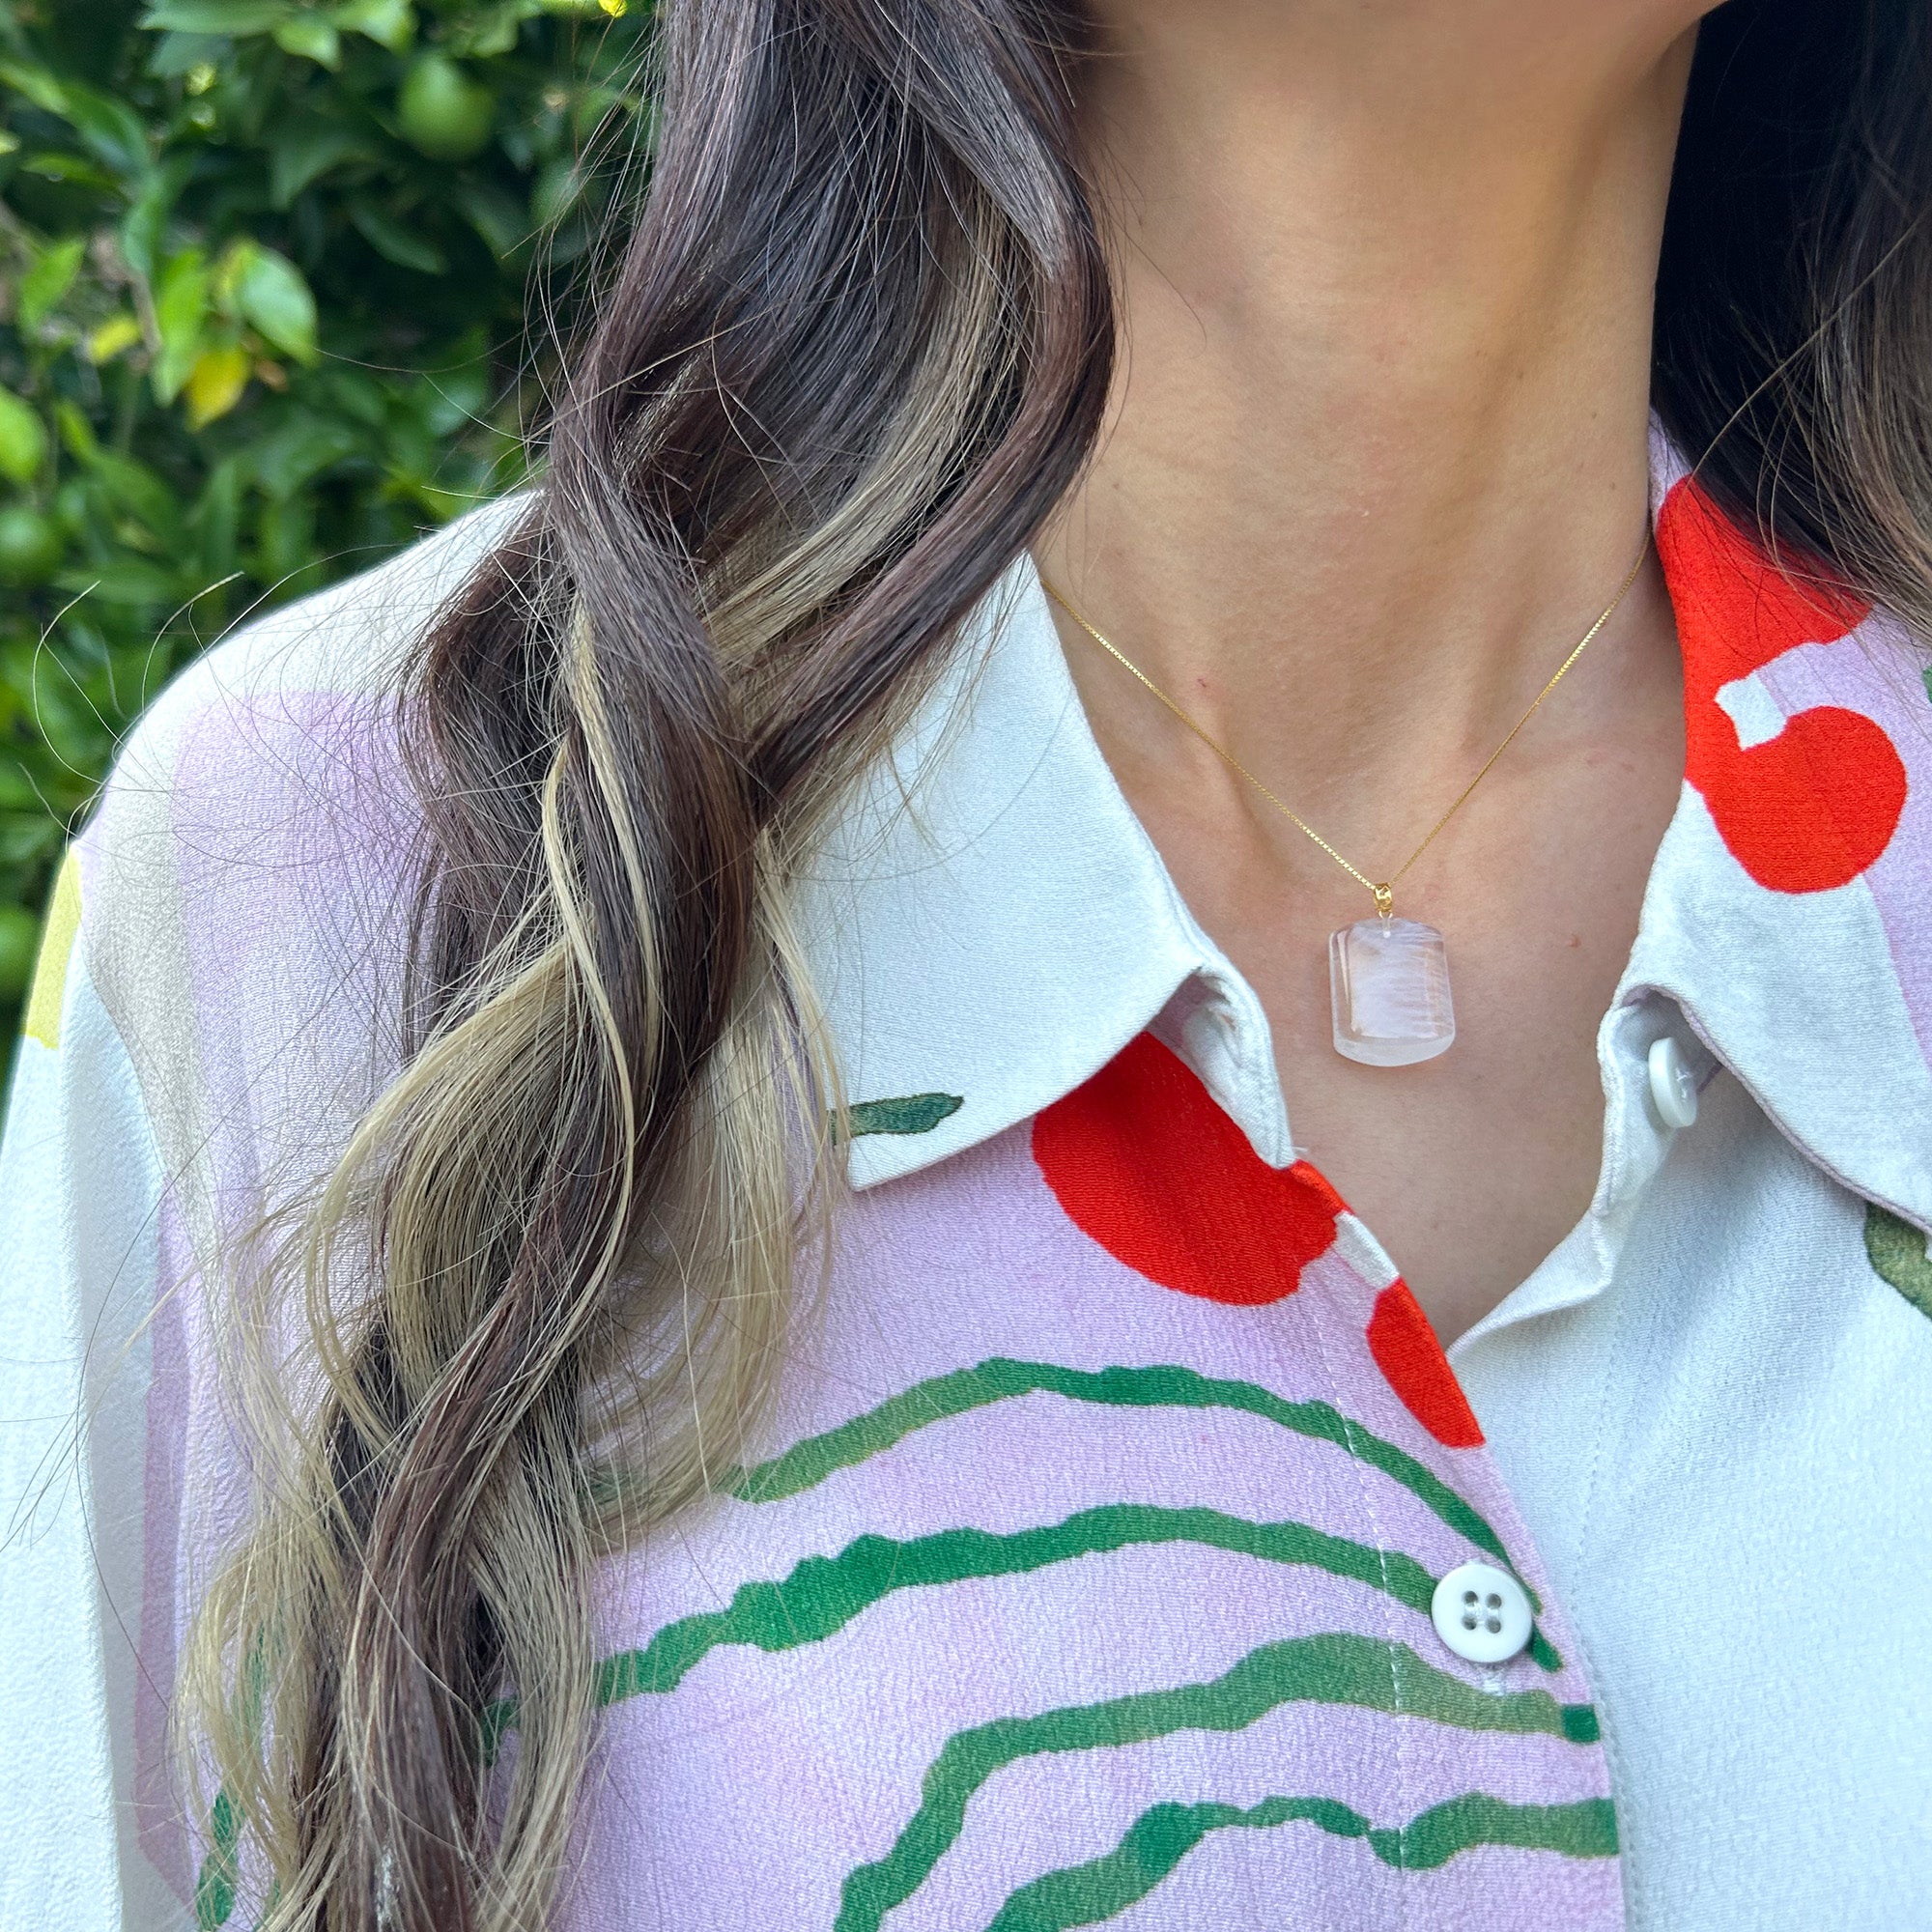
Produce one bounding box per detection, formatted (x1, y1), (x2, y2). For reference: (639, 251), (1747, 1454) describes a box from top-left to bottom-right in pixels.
(1037, 2), (1704, 841)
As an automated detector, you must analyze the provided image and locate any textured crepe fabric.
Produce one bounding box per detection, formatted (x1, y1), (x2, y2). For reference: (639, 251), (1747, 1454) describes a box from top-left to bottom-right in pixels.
(4, 425), (1931, 1929)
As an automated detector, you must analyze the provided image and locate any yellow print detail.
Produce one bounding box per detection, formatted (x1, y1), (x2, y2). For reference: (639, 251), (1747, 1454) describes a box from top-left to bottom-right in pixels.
(24, 850), (80, 1050)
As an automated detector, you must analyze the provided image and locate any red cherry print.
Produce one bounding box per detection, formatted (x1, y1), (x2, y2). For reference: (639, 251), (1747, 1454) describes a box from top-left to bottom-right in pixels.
(1657, 478), (1904, 894)
(1032, 1032), (1343, 1305)
(1366, 1282), (1484, 1449)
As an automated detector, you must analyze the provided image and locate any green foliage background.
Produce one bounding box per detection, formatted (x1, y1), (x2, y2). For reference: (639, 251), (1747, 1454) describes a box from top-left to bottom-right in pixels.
(0, 0), (652, 1048)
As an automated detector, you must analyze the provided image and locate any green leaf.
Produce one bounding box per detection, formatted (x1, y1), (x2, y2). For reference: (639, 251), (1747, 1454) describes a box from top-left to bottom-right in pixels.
(53, 402), (99, 464)
(17, 239), (86, 333)
(530, 156), (583, 227)
(86, 316), (146, 364)
(1865, 1204), (1932, 1321)
(0, 760), (47, 811)
(268, 120), (375, 208)
(349, 201), (445, 274)
(185, 345), (253, 427)
(57, 555), (184, 608)
(242, 412), (361, 497)
(19, 153), (119, 190)
(120, 155), (194, 281)
(234, 247), (319, 363)
(447, 18), (520, 59)
(0, 814), (64, 869)
(330, 0), (415, 53)
(0, 392), (48, 487)
(0, 66), (151, 177)
(193, 456), (242, 580)
(454, 180), (526, 258)
(153, 249), (212, 404)
(137, 1), (294, 32)
(52, 90), (152, 179)
(145, 31), (227, 77)
(272, 17), (341, 67)
(92, 453), (183, 539)
(243, 412), (361, 498)
(443, 1), (540, 59)
(387, 471), (468, 524)
(846, 1094), (965, 1139)
(318, 365), (388, 428)
(251, 490), (318, 589)
(0, 60), (69, 117)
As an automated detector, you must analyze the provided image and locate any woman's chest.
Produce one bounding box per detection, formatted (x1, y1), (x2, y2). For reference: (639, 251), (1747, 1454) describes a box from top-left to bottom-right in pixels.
(551, 1045), (1623, 1931)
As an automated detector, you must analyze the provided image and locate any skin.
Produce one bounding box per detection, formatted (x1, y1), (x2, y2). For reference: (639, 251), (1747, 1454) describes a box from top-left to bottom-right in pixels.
(1035, 1), (1711, 1345)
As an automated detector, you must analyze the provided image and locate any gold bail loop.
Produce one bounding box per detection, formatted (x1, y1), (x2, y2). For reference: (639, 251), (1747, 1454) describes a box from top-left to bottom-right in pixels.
(1372, 883), (1394, 922)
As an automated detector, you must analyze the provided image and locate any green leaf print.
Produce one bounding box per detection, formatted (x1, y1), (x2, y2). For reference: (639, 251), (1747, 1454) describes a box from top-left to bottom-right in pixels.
(1865, 1203), (1932, 1321)
(845, 1093), (965, 1138)
(833, 1631), (1605, 1932)
(983, 1792), (1620, 1929)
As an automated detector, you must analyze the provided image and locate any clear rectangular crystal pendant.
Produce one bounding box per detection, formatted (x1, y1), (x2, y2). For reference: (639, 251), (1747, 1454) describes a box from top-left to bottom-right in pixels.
(1328, 917), (1456, 1066)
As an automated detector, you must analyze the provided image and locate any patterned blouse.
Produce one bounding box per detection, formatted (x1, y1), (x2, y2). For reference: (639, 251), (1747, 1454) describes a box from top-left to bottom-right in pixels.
(4, 423), (1931, 1931)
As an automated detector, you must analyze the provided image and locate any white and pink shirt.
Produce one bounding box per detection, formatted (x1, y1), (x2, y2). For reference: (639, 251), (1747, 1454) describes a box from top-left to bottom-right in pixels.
(4, 425), (1931, 1930)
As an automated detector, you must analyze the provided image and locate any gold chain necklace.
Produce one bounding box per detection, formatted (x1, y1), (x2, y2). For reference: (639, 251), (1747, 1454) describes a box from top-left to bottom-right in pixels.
(1041, 542), (1649, 1067)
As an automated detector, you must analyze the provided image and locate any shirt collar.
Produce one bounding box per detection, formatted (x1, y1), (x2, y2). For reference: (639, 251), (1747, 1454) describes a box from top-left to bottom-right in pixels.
(1627, 424), (1932, 1231)
(795, 565), (1289, 1190)
(800, 423), (1932, 1233)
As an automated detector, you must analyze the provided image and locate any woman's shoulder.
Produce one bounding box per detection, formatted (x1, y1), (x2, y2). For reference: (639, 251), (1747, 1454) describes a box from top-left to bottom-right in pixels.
(97, 494), (525, 848)
(70, 495), (526, 1157)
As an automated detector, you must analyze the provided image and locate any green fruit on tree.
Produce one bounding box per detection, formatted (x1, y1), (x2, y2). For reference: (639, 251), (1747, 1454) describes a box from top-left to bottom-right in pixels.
(398, 54), (496, 162)
(0, 505), (64, 588)
(0, 904), (41, 1005)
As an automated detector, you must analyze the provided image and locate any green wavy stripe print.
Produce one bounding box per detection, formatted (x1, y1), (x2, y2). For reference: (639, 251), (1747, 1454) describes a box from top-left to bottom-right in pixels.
(482, 1502), (1493, 1757)
(597, 1507), (1432, 1707)
(733, 1358), (1509, 1557)
(729, 1357), (1557, 1669)
(983, 1791), (1620, 1930)
(193, 1790), (242, 1930)
(835, 1630), (1603, 1932)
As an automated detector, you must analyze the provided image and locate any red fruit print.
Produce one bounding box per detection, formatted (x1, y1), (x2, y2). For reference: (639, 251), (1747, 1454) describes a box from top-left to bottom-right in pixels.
(1366, 1282), (1484, 1449)
(1657, 477), (1904, 894)
(1032, 1031), (1343, 1306)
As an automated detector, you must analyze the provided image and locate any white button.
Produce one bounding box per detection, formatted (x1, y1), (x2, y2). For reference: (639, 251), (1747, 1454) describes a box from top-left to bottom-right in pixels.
(1647, 1036), (1699, 1130)
(1431, 1561), (1534, 1665)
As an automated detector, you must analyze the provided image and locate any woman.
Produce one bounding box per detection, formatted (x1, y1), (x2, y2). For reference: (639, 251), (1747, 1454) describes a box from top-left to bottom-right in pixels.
(4, 1), (1929, 1927)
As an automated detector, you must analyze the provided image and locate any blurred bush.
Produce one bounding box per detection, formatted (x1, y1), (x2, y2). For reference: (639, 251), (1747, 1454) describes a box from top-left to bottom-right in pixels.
(0, 0), (651, 1048)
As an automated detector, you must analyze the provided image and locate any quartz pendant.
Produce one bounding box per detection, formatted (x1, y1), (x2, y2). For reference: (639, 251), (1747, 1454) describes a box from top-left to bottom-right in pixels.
(1328, 916), (1456, 1066)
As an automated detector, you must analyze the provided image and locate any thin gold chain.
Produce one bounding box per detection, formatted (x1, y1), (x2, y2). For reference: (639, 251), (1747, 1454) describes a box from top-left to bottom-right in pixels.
(1042, 540), (1650, 921)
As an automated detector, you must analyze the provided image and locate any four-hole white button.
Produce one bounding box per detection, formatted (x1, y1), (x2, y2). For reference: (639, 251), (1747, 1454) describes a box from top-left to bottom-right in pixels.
(1431, 1561), (1534, 1665)
(1648, 1036), (1699, 1130)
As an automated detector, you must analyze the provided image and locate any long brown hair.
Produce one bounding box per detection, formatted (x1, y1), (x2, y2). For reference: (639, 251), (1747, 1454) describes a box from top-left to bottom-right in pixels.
(182, 2), (1932, 1925)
